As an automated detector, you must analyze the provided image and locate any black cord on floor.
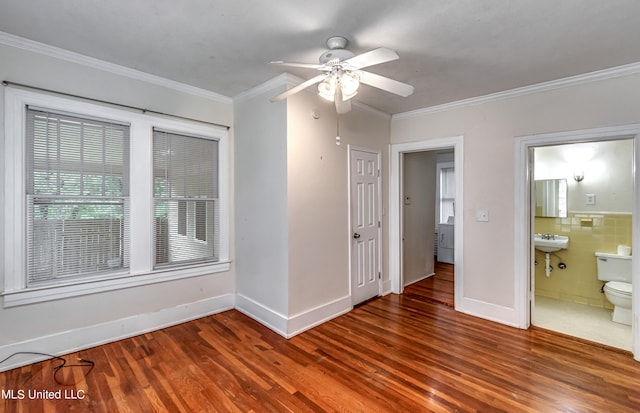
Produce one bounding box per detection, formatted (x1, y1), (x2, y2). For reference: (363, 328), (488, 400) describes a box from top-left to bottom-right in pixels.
(0, 351), (94, 385)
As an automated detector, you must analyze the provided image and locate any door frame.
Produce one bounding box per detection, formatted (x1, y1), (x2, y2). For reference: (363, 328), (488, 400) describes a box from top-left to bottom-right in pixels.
(389, 136), (464, 306)
(348, 145), (382, 304)
(514, 123), (640, 360)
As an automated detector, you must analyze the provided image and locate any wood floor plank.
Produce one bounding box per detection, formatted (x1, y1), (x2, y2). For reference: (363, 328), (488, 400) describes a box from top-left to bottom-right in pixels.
(2, 291), (640, 412)
(404, 261), (455, 307)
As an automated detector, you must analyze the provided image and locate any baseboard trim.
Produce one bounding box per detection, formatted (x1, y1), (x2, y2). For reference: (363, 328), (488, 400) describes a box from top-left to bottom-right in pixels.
(287, 296), (352, 338)
(403, 272), (435, 288)
(456, 296), (520, 328)
(235, 294), (353, 338)
(0, 294), (235, 372)
(381, 279), (393, 296)
(234, 294), (288, 337)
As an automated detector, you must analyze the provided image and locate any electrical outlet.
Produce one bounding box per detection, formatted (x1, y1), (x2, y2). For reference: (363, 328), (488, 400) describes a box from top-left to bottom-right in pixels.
(585, 193), (595, 205)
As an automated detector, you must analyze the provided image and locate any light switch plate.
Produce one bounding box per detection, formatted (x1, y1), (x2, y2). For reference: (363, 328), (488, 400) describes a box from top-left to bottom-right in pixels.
(585, 193), (596, 205)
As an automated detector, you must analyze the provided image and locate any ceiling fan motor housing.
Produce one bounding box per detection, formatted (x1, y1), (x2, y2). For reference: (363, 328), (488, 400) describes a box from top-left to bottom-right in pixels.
(319, 49), (355, 65)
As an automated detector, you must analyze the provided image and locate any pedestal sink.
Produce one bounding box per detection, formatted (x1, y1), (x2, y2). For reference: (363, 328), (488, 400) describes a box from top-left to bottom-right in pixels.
(534, 234), (569, 252)
(534, 234), (569, 278)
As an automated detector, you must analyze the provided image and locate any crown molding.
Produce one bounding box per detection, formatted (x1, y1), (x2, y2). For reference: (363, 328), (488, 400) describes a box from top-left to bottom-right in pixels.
(393, 61), (640, 120)
(0, 31), (232, 104)
(233, 73), (296, 103)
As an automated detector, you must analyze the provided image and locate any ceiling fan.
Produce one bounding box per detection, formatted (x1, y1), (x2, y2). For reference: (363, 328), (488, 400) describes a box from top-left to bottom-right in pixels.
(270, 36), (414, 114)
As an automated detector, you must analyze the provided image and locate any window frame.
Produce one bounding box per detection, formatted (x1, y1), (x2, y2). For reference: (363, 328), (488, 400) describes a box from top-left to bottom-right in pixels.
(2, 87), (230, 307)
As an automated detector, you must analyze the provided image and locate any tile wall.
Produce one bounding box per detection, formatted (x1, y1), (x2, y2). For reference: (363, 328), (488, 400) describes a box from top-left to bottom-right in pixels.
(534, 213), (632, 308)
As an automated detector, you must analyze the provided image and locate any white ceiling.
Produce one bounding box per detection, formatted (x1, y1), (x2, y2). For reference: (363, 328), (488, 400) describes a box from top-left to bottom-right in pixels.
(2, 0), (640, 115)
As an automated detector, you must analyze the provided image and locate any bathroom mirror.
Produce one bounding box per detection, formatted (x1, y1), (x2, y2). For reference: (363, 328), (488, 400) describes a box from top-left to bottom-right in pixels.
(535, 179), (568, 218)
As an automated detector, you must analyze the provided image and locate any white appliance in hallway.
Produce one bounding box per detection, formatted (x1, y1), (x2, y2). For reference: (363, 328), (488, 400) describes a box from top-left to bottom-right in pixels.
(437, 222), (454, 264)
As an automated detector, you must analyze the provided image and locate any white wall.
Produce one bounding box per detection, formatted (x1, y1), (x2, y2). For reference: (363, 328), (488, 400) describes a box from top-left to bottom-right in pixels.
(391, 71), (640, 324)
(0, 41), (235, 366)
(234, 81), (290, 318)
(233, 75), (391, 335)
(402, 151), (436, 285)
(287, 92), (391, 317)
(535, 139), (634, 214)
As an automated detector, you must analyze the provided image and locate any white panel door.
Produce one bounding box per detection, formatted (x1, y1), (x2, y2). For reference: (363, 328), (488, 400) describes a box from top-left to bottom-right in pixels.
(350, 148), (381, 305)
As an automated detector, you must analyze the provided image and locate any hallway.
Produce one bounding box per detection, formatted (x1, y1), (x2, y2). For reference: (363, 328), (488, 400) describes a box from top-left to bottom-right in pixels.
(403, 261), (454, 306)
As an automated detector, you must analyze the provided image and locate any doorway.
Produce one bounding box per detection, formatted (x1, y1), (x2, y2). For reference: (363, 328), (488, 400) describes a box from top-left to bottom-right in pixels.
(389, 137), (463, 307)
(515, 123), (640, 359)
(531, 140), (633, 351)
(401, 150), (455, 306)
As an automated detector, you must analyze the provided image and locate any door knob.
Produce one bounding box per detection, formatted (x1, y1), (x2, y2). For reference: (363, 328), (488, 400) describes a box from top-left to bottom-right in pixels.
(353, 232), (361, 239)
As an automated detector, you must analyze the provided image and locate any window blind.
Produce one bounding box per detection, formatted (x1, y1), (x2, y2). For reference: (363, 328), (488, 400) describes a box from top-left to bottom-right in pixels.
(25, 108), (130, 285)
(153, 129), (219, 267)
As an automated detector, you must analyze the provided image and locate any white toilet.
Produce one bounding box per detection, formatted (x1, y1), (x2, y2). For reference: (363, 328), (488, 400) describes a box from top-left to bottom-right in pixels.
(595, 252), (632, 325)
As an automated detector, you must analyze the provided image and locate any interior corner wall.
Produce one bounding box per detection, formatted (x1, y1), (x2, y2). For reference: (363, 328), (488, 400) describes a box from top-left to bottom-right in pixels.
(390, 72), (640, 326)
(286, 92), (391, 319)
(0, 43), (235, 359)
(402, 151), (436, 286)
(234, 86), (289, 320)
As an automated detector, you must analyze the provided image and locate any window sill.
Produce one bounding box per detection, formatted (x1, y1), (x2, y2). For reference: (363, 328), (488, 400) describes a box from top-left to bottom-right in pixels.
(1, 261), (231, 308)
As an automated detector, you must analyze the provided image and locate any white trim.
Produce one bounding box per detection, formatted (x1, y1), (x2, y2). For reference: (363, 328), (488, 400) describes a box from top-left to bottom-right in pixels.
(0, 31), (231, 103)
(235, 294), (353, 339)
(233, 73), (294, 103)
(456, 297), (521, 328)
(234, 294), (288, 337)
(404, 272), (435, 288)
(350, 100), (392, 119)
(381, 279), (392, 295)
(287, 295), (352, 337)
(0, 294), (235, 372)
(389, 137), (464, 308)
(514, 123), (640, 360)
(3, 262), (231, 307)
(394, 61), (640, 120)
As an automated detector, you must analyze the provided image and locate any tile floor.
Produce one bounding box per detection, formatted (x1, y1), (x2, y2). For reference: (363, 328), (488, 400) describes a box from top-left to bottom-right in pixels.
(534, 295), (632, 351)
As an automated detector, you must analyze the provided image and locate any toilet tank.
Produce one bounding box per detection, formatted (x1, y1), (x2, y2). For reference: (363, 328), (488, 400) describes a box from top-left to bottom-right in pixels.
(595, 252), (632, 282)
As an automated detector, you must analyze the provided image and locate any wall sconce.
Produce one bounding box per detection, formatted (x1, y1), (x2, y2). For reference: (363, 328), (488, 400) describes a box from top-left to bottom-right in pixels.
(573, 170), (584, 182)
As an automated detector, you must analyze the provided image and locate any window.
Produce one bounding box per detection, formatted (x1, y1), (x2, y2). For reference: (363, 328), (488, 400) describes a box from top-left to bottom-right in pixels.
(153, 130), (219, 267)
(26, 108), (130, 285)
(2, 87), (229, 307)
(437, 162), (455, 224)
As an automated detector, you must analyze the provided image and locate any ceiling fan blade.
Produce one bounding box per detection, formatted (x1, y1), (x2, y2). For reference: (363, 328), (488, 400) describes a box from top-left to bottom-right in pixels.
(270, 74), (327, 102)
(334, 87), (352, 114)
(343, 47), (399, 70)
(358, 71), (414, 97)
(270, 60), (326, 70)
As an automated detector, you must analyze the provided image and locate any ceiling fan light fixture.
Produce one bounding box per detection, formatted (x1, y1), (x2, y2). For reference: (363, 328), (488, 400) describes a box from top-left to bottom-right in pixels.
(318, 76), (337, 101)
(340, 72), (360, 100)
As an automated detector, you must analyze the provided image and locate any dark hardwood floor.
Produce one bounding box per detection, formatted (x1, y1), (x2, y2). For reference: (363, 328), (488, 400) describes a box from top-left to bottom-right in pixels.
(2, 283), (640, 412)
(404, 261), (454, 307)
